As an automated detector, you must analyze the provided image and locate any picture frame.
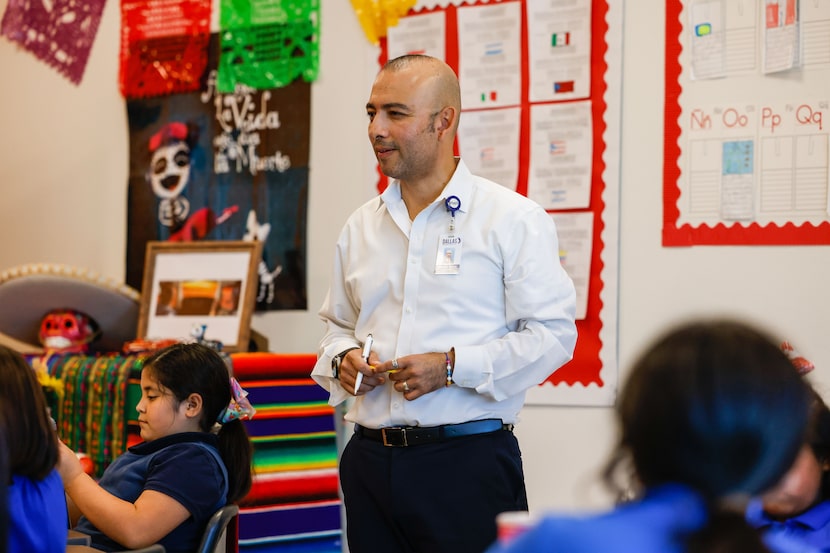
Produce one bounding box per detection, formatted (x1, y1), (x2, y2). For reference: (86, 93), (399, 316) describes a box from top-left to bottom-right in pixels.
(137, 241), (263, 353)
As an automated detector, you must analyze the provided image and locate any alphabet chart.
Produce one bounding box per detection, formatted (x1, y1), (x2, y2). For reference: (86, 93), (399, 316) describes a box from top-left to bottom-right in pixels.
(664, 0), (830, 245)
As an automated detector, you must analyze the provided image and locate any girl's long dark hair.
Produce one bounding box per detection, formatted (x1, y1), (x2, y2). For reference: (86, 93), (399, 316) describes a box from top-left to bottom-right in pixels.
(143, 343), (253, 503)
(604, 320), (811, 553)
(0, 345), (59, 480)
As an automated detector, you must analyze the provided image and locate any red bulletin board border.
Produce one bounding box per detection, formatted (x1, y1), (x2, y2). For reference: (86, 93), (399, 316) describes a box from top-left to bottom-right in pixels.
(663, 1), (830, 246)
(378, 0), (613, 397)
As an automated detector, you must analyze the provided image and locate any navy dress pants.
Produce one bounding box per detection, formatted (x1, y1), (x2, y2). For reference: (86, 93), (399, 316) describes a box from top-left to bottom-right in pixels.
(339, 427), (528, 553)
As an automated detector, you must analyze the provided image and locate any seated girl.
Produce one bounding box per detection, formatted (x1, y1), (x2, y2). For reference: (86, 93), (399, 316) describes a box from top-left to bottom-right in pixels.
(1, 345), (68, 553)
(57, 342), (254, 552)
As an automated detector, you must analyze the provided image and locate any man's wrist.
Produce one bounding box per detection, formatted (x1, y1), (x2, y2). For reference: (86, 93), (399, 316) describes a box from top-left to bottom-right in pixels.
(445, 348), (455, 387)
(331, 347), (360, 379)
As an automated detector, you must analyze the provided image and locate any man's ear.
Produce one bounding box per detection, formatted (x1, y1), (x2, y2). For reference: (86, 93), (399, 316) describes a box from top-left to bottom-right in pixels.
(184, 393), (203, 417)
(435, 106), (458, 137)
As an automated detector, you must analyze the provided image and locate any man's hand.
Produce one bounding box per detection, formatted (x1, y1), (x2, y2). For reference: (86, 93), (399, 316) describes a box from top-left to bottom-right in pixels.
(341, 349), (385, 395)
(375, 352), (448, 400)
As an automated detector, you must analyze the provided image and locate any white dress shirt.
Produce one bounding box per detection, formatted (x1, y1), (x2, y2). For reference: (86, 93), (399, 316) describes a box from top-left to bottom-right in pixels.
(311, 159), (577, 428)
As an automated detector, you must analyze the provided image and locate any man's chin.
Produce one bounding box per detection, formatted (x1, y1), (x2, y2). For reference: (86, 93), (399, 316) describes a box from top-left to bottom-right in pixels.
(375, 155), (399, 175)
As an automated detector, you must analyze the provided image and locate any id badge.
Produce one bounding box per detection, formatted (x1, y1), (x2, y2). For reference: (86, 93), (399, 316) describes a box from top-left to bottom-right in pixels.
(435, 234), (462, 274)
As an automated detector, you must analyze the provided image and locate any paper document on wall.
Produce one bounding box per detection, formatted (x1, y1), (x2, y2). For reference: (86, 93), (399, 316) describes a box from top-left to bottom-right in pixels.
(457, 2), (522, 110)
(800, 2), (830, 68)
(526, 0), (591, 102)
(688, 0), (757, 80)
(457, 107), (521, 192)
(527, 101), (593, 210)
(762, 0), (800, 74)
(550, 212), (593, 321)
(387, 11), (446, 60)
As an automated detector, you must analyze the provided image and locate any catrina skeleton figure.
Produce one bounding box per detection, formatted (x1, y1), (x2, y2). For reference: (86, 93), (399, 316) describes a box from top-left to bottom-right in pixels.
(147, 122), (237, 241)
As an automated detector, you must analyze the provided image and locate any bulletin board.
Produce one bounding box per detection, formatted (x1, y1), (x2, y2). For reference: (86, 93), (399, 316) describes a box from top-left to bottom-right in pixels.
(376, 0), (623, 406)
(663, 0), (830, 246)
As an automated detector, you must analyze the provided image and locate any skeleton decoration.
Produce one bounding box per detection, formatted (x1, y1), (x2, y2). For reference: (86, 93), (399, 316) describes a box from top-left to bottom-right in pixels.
(148, 122), (194, 231)
(38, 308), (101, 353)
(147, 122), (238, 241)
(190, 323), (223, 351)
(242, 209), (283, 305)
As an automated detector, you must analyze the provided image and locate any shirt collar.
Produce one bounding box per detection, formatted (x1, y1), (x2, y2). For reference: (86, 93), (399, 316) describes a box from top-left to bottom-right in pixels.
(609, 483), (709, 535)
(379, 157), (473, 217)
(747, 498), (830, 531)
(441, 158), (472, 215)
(797, 501), (830, 529)
(129, 431), (218, 454)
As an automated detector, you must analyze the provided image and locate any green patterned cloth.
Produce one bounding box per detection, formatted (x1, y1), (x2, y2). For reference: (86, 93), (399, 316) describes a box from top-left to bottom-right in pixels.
(38, 354), (142, 477)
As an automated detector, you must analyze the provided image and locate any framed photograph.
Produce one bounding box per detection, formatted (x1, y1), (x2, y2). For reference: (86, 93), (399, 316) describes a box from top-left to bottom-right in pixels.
(137, 241), (263, 352)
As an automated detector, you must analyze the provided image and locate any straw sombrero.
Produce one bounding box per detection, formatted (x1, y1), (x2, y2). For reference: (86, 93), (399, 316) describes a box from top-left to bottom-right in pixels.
(0, 263), (140, 353)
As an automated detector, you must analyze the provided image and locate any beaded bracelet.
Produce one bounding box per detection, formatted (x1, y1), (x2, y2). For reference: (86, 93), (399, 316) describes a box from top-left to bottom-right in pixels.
(444, 350), (454, 387)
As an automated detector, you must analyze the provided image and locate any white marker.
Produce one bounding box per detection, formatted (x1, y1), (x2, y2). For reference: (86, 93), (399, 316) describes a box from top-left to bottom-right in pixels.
(354, 333), (373, 394)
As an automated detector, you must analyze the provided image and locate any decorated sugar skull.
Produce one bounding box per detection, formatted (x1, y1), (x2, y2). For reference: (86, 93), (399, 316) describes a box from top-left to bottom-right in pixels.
(148, 122), (197, 228)
(38, 308), (101, 353)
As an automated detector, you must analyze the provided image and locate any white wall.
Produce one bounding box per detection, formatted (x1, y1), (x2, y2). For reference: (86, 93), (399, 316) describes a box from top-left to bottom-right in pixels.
(2, 0), (829, 517)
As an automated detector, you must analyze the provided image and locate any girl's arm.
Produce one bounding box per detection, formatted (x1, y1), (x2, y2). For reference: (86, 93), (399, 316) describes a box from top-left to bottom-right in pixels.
(57, 441), (190, 549)
(65, 493), (82, 527)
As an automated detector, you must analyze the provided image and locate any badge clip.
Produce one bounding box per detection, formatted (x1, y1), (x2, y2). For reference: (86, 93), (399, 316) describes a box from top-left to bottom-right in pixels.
(445, 196), (461, 231)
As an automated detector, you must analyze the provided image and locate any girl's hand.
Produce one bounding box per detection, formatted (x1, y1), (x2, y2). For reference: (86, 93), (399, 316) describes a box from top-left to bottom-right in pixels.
(57, 440), (84, 486)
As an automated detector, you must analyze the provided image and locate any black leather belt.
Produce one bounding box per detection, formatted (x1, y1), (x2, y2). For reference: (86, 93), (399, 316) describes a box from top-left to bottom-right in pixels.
(355, 419), (513, 447)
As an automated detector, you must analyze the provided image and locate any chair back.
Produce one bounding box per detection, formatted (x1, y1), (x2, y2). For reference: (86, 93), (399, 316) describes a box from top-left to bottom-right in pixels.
(196, 504), (239, 553)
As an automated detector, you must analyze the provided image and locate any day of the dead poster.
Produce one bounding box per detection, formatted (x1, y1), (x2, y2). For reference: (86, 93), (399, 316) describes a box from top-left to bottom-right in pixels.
(125, 36), (309, 312)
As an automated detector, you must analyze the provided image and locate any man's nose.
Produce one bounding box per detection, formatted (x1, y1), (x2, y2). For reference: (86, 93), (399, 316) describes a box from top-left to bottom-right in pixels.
(369, 117), (388, 140)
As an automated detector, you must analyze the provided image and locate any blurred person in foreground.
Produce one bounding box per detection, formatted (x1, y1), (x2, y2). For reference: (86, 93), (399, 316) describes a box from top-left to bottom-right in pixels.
(487, 319), (818, 553)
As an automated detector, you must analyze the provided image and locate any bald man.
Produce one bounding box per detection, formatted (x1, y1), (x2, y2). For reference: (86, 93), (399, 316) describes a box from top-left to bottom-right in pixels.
(311, 55), (577, 553)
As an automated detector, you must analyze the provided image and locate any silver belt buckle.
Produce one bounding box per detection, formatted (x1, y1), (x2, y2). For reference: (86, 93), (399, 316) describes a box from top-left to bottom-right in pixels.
(381, 427), (408, 447)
